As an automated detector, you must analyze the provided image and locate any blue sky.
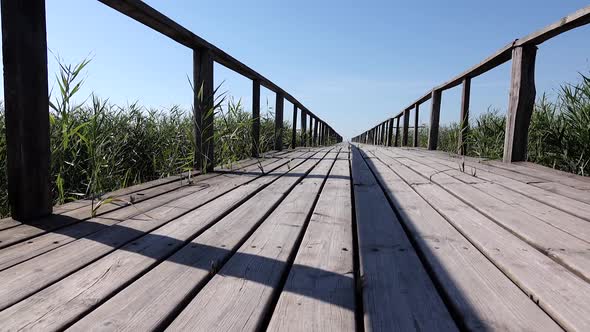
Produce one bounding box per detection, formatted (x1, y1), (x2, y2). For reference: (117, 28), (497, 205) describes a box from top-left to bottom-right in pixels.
(1, 0), (590, 139)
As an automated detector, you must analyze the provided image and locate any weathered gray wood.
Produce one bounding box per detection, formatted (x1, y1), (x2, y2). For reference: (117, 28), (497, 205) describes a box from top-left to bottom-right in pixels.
(361, 147), (560, 331)
(166, 151), (339, 331)
(300, 109), (307, 147)
(459, 77), (471, 155)
(428, 89), (442, 150)
(350, 147), (456, 331)
(2, 149), (329, 331)
(274, 94), (285, 151)
(0, 150), (311, 310)
(394, 117), (400, 147)
(292, 104), (298, 148)
(517, 161), (590, 184)
(503, 45), (537, 162)
(313, 117), (319, 146)
(379, 149), (590, 282)
(402, 109), (410, 146)
(267, 155), (355, 332)
(386, 118), (394, 147)
(194, 47), (215, 171)
(252, 79), (261, 157)
(1, 0), (52, 220)
(414, 103), (420, 147)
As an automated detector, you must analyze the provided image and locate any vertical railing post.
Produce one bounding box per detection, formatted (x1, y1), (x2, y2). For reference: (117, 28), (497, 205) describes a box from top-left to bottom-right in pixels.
(459, 77), (471, 155)
(274, 92), (284, 150)
(251, 79), (261, 157)
(300, 109), (307, 147)
(381, 122), (386, 146)
(2, 0), (52, 220)
(402, 109), (410, 146)
(387, 118), (394, 146)
(394, 117), (400, 147)
(291, 104), (298, 148)
(503, 45), (537, 162)
(428, 89), (442, 150)
(194, 47), (215, 172)
(414, 103), (420, 147)
(313, 117), (319, 146)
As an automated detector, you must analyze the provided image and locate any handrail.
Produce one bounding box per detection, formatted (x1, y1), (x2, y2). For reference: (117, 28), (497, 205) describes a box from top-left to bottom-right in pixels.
(352, 6), (590, 162)
(0, 0), (342, 221)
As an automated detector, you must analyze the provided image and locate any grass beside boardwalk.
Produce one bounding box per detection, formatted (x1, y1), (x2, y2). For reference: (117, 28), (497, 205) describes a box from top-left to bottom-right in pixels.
(1, 60), (589, 218)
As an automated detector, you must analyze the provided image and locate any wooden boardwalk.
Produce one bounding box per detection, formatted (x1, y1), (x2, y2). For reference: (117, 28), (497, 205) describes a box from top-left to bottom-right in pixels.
(0, 143), (589, 331)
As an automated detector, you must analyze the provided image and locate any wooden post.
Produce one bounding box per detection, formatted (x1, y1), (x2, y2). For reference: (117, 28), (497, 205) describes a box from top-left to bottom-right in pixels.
(313, 117), (319, 146)
(387, 118), (394, 146)
(503, 45), (537, 162)
(251, 80), (261, 157)
(395, 117), (400, 147)
(194, 47), (215, 172)
(381, 122), (386, 146)
(459, 77), (471, 155)
(2, 0), (52, 220)
(414, 103), (420, 147)
(300, 109), (307, 147)
(291, 104), (298, 148)
(402, 109), (410, 146)
(428, 89), (442, 150)
(274, 93), (284, 150)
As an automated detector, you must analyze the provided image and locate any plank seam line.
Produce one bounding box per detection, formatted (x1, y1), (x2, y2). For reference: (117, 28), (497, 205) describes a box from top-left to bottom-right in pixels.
(0, 149), (315, 313)
(257, 148), (341, 331)
(152, 148), (336, 331)
(362, 146), (565, 330)
(385, 148), (590, 277)
(353, 146), (466, 330)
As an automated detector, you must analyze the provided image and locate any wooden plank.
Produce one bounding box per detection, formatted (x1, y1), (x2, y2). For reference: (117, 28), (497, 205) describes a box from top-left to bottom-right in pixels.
(411, 179), (590, 331)
(459, 77), (470, 155)
(166, 151), (339, 331)
(428, 89), (442, 150)
(516, 161), (590, 184)
(359, 147), (560, 331)
(267, 154), (355, 332)
(1, 0), (52, 220)
(503, 45), (537, 162)
(0, 150), (312, 310)
(388, 148), (590, 243)
(515, 5), (590, 46)
(350, 147), (456, 331)
(374, 149), (590, 283)
(1, 150), (331, 331)
(409, 148), (590, 221)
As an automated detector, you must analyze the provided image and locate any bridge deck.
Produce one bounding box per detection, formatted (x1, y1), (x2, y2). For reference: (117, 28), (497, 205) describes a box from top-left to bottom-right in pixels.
(0, 144), (589, 331)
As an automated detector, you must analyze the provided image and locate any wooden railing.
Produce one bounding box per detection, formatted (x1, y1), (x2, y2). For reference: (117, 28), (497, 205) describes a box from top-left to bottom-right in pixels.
(0, 0), (341, 221)
(352, 6), (590, 161)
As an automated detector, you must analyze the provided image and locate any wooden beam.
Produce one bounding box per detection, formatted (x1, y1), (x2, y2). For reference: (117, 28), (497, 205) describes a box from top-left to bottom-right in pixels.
(428, 90), (442, 150)
(414, 103), (420, 147)
(503, 45), (537, 162)
(394, 117), (400, 147)
(459, 77), (471, 155)
(402, 109), (410, 146)
(313, 117), (319, 146)
(274, 93), (284, 150)
(291, 104), (298, 148)
(300, 109), (307, 147)
(1, 0), (52, 221)
(387, 118), (394, 146)
(194, 47), (215, 172)
(251, 80), (261, 157)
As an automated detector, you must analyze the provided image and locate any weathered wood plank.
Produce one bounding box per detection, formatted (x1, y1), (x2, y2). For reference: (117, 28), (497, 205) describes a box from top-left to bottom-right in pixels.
(350, 147), (456, 331)
(0, 150), (312, 310)
(503, 45), (537, 162)
(194, 47), (215, 171)
(459, 77), (470, 155)
(376, 149), (590, 283)
(360, 147), (560, 331)
(252, 79), (261, 157)
(414, 103), (419, 147)
(267, 153), (355, 332)
(428, 90), (442, 150)
(166, 151), (339, 331)
(1, 150), (330, 331)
